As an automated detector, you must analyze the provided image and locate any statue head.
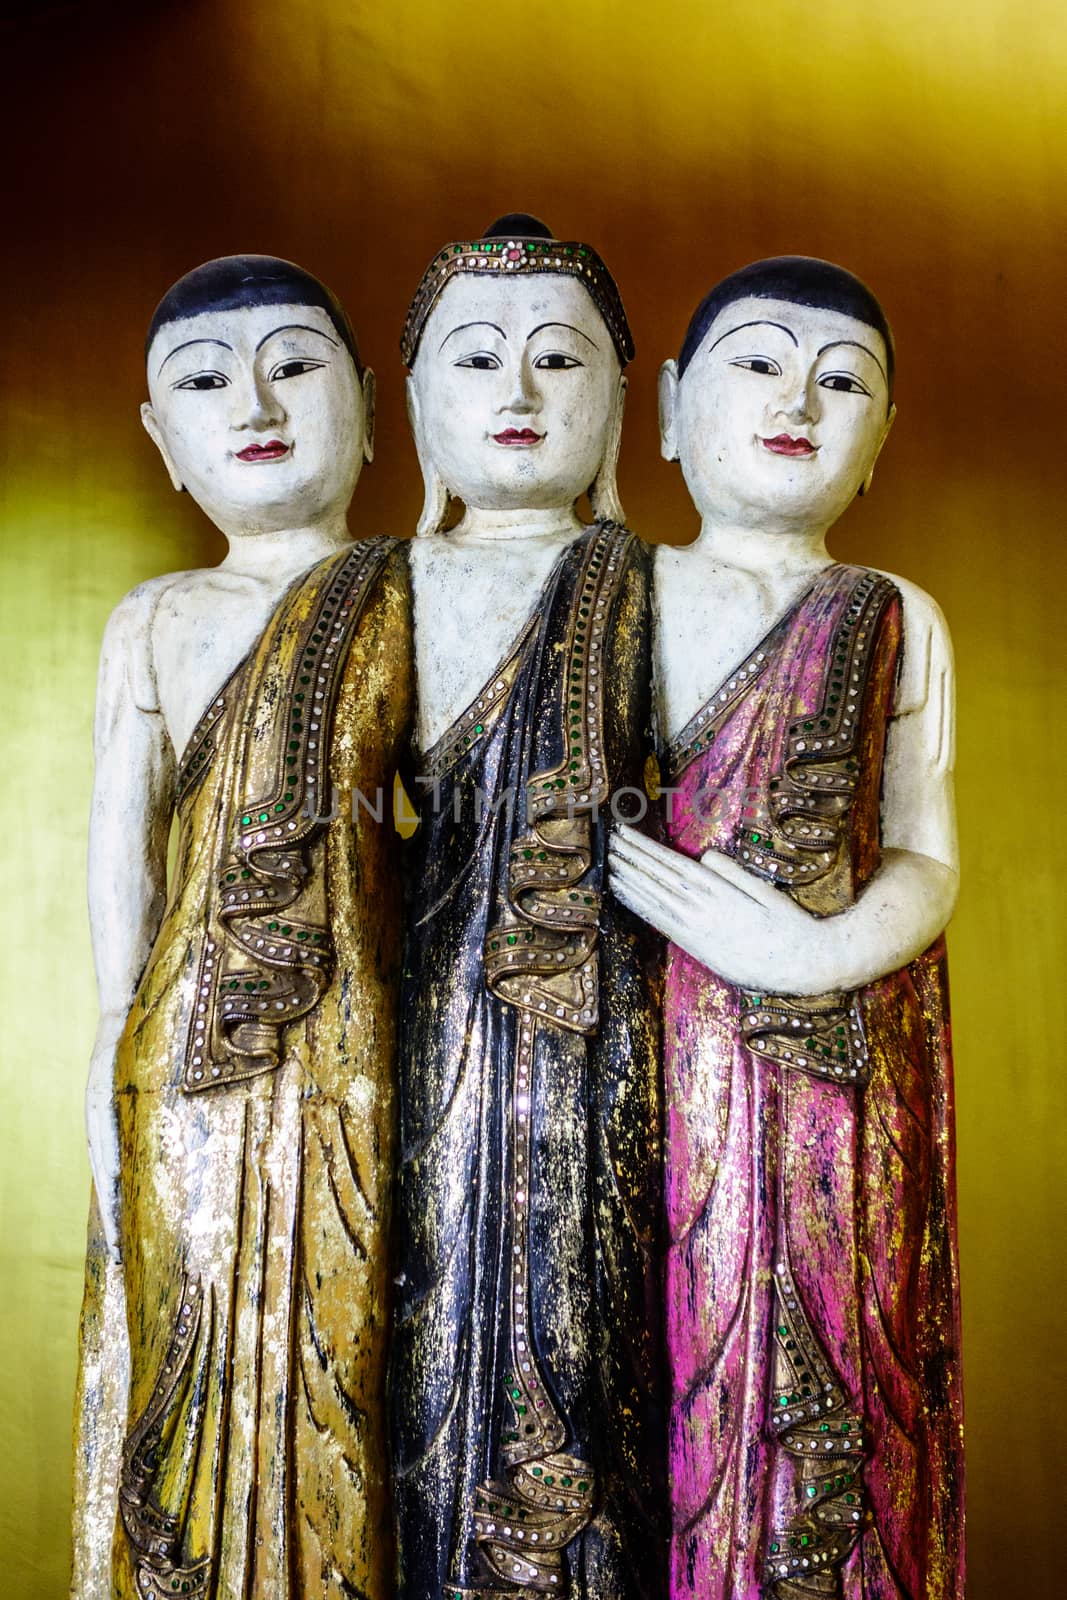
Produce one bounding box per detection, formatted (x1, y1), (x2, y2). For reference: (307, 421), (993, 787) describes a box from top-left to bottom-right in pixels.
(142, 255), (375, 539)
(660, 256), (897, 534)
(402, 215), (633, 535)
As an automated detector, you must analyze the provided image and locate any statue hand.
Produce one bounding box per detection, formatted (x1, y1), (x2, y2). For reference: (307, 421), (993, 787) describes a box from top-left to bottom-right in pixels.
(610, 826), (957, 995)
(86, 1016), (124, 1264)
(608, 824), (839, 994)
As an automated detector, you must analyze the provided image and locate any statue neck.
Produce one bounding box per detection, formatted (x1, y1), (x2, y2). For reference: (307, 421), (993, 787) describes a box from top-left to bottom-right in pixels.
(690, 515), (833, 578)
(449, 505), (584, 545)
(217, 514), (352, 582)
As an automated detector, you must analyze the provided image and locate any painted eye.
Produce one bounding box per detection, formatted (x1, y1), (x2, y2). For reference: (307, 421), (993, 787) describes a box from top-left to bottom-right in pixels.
(728, 356), (781, 377)
(269, 358), (326, 381)
(533, 352), (582, 370)
(454, 353), (501, 370)
(818, 373), (872, 396)
(174, 371), (228, 391)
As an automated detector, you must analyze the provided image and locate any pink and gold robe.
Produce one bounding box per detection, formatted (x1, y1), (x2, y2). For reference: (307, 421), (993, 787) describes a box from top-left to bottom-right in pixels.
(660, 564), (964, 1600)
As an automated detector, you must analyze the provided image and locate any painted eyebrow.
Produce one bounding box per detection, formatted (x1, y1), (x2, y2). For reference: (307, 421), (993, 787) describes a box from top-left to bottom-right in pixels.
(439, 321), (507, 353)
(708, 319), (799, 355)
(157, 337), (233, 376)
(817, 339), (887, 385)
(255, 323), (339, 353)
(526, 321), (599, 350)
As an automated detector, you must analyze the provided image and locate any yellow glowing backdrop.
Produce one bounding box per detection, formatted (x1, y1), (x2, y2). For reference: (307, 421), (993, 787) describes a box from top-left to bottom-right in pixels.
(1, 0), (1063, 1593)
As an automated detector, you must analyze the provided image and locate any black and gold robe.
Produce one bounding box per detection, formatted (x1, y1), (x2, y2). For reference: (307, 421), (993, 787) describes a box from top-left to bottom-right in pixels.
(391, 523), (667, 1600)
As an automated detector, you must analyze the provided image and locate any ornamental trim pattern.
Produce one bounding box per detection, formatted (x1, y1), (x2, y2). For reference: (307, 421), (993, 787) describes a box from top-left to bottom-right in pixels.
(735, 569), (897, 913)
(401, 236), (634, 369)
(764, 1259), (867, 1595)
(740, 992), (870, 1087)
(119, 1273), (212, 1596)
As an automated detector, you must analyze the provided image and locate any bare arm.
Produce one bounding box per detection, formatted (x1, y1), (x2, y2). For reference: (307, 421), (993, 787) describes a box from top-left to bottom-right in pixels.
(86, 585), (174, 1258)
(610, 581), (958, 995)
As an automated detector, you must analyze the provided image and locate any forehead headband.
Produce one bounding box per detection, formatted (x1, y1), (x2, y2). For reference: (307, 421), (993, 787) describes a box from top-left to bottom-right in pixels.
(401, 220), (634, 369)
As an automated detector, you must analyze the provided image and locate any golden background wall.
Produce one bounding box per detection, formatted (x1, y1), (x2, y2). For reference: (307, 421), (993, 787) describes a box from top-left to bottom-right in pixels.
(1, 0), (1063, 1593)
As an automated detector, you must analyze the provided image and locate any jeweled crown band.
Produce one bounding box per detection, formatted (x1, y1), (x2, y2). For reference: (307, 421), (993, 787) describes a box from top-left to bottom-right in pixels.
(400, 234), (635, 368)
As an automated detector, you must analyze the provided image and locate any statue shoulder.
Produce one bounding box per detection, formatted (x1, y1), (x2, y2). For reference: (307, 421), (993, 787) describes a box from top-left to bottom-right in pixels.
(873, 568), (954, 719)
(100, 570), (203, 714)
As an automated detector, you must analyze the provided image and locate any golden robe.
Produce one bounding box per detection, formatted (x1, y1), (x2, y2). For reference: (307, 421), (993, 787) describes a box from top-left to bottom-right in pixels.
(72, 541), (412, 1600)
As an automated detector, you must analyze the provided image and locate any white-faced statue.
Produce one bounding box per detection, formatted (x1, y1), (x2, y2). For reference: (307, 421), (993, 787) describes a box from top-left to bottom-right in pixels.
(402, 216), (633, 533)
(659, 258), (897, 536)
(141, 254), (376, 539)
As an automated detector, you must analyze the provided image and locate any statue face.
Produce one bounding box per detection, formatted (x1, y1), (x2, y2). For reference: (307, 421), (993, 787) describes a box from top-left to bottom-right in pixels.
(410, 272), (622, 515)
(673, 295), (893, 530)
(143, 302), (366, 535)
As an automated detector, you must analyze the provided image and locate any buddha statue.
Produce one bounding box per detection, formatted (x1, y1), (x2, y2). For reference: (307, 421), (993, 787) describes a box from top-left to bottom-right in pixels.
(391, 216), (668, 1600)
(72, 255), (413, 1599)
(610, 258), (965, 1599)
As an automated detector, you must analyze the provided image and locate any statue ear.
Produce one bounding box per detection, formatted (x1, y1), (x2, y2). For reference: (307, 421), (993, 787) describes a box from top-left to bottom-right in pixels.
(859, 403), (896, 497)
(658, 360), (681, 462)
(406, 375), (451, 538)
(589, 373), (627, 525)
(141, 402), (184, 492)
(360, 367), (376, 465)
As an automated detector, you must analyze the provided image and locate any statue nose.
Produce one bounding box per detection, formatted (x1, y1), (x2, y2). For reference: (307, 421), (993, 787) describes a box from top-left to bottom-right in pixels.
(500, 358), (539, 415)
(777, 377), (817, 426)
(233, 375), (285, 431)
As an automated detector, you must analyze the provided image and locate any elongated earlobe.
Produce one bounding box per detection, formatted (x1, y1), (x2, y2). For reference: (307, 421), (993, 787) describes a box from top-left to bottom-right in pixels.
(406, 376), (451, 538)
(140, 401), (184, 492)
(658, 360), (681, 462)
(589, 375), (627, 525)
(858, 403), (896, 499)
(361, 368), (376, 465)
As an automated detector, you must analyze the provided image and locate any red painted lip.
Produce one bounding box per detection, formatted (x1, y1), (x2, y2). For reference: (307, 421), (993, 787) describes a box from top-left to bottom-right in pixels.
(236, 440), (290, 463)
(492, 428), (544, 446)
(761, 434), (817, 457)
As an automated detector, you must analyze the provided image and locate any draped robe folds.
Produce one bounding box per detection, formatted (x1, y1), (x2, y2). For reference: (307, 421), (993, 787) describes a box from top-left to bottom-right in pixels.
(70, 542), (413, 1600)
(391, 524), (668, 1600)
(660, 564), (964, 1600)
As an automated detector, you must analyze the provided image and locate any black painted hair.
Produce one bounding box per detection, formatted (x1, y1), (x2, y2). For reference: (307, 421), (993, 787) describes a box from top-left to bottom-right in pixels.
(678, 256), (894, 400)
(145, 254), (362, 373)
(481, 212), (556, 241)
